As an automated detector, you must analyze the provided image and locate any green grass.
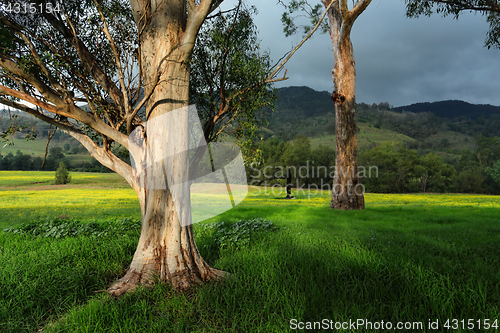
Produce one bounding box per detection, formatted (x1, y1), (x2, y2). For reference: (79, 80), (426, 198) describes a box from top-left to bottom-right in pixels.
(1, 137), (49, 156)
(310, 123), (415, 150)
(1, 138), (89, 158)
(1, 172), (500, 332)
(0, 171), (128, 188)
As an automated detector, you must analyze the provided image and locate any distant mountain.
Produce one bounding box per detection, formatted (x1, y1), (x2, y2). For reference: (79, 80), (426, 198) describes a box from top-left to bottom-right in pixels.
(394, 100), (500, 120)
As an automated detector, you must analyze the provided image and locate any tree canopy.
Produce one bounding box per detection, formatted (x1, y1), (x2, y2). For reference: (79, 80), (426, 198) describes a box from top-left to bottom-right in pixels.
(190, 5), (277, 164)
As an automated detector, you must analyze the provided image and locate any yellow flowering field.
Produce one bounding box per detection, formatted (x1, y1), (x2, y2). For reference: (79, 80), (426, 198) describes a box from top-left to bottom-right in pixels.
(2, 171), (500, 228)
(365, 192), (500, 208)
(0, 187), (140, 228)
(0, 170), (129, 188)
(0, 171), (139, 228)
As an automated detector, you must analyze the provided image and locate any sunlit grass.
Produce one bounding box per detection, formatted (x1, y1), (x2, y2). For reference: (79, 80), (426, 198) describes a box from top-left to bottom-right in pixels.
(0, 171), (129, 188)
(0, 188), (140, 229)
(243, 186), (500, 209)
(1, 172), (500, 332)
(0, 137), (48, 155)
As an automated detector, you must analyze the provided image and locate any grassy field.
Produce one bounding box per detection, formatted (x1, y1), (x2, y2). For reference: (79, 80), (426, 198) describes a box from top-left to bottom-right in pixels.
(310, 124), (415, 150)
(1, 138), (93, 164)
(0, 171), (135, 229)
(1, 171), (500, 332)
(0, 171), (128, 188)
(1, 137), (49, 156)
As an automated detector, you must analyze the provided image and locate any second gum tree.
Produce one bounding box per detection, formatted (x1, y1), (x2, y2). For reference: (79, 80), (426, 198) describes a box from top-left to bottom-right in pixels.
(283, 0), (371, 210)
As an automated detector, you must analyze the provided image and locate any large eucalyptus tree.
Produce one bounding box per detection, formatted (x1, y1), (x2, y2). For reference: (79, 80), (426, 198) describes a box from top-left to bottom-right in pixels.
(0, 0), (285, 296)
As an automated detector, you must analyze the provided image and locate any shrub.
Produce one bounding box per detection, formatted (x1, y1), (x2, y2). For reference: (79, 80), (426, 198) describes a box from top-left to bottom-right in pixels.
(196, 218), (278, 252)
(55, 161), (71, 184)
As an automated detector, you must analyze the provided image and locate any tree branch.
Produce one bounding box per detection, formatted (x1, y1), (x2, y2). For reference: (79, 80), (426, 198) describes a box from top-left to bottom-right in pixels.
(349, 0), (372, 23)
(0, 97), (80, 134)
(206, 7), (239, 20)
(124, 71), (159, 133)
(0, 84), (71, 118)
(0, 16), (68, 97)
(0, 97), (134, 186)
(205, 0), (336, 140)
(93, 0), (130, 124)
(0, 55), (66, 108)
(67, 131), (135, 188)
(426, 0), (500, 13)
(41, 124), (57, 169)
(340, 0), (350, 21)
(217, 1), (242, 121)
(209, 0), (226, 15)
(0, 80), (128, 147)
(43, 13), (126, 115)
(268, 0), (338, 80)
(187, 0), (197, 17)
(183, 0), (218, 61)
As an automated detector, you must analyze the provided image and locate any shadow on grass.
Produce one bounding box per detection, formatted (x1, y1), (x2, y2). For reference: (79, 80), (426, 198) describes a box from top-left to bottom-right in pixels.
(3, 205), (500, 332)
(194, 223), (500, 332)
(0, 232), (138, 333)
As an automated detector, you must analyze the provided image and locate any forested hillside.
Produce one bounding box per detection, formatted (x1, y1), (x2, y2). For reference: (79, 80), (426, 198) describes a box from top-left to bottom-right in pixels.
(251, 86), (500, 195)
(257, 87), (500, 154)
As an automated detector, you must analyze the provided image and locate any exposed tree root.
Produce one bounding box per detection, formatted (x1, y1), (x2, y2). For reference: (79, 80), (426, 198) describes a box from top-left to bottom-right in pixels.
(107, 265), (228, 297)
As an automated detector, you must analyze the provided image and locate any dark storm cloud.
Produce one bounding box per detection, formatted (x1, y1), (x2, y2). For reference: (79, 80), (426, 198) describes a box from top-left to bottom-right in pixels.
(352, 0), (500, 106)
(220, 0), (500, 107)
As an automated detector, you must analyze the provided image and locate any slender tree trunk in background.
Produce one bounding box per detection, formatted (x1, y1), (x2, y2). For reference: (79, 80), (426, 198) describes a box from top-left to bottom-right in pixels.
(330, 35), (365, 209)
(41, 125), (56, 169)
(108, 0), (224, 297)
(323, 0), (370, 210)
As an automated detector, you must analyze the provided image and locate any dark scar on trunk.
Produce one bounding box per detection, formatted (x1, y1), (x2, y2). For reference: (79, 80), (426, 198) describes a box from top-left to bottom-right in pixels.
(331, 91), (346, 103)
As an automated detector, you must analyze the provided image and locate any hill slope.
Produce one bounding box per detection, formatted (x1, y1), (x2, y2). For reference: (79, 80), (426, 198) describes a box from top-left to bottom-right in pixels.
(394, 100), (500, 120)
(272, 86), (333, 119)
(261, 87), (500, 158)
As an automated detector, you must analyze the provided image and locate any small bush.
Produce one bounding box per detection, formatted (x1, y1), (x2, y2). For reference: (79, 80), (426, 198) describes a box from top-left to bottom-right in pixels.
(196, 218), (277, 251)
(55, 161), (71, 184)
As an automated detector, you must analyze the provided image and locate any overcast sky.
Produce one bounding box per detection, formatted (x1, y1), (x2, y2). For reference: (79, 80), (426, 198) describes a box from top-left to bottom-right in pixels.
(220, 0), (500, 107)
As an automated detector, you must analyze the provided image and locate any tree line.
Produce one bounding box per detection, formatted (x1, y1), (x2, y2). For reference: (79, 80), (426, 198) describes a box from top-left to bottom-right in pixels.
(248, 135), (500, 195)
(0, 147), (112, 172)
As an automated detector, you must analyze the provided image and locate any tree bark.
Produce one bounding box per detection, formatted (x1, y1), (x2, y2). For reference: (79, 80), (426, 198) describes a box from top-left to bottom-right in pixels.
(324, 0), (370, 210)
(108, 0), (225, 296)
(330, 35), (365, 210)
(108, 188), (225, 296)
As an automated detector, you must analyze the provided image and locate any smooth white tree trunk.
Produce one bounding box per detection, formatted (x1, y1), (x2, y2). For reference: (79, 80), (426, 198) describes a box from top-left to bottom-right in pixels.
(108, 1), (225, 296)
